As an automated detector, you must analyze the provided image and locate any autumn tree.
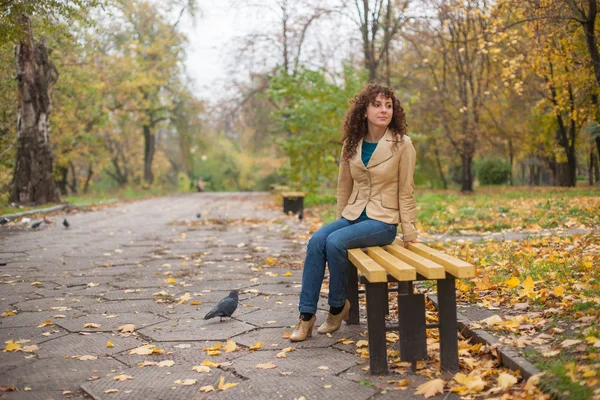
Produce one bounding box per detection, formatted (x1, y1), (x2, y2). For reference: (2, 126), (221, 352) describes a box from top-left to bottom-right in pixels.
(2, 0), (98, 204)
(343, 0), (411, 83)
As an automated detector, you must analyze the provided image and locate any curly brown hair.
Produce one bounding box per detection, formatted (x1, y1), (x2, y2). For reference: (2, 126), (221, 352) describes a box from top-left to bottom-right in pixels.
(341, 84), (407, 161)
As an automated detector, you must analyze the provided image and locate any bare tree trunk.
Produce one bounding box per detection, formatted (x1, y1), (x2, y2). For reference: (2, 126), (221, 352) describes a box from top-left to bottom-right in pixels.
(461, 153), (473, 192)
(590, 149), (596, 185)
(9, 14), (59, 205)
(68, 161), (77, 194)
(57, 165), (68, 195)
(83, 162), (93, 193)
(433, 146), (447, 189)
(143, 124), (155, 185)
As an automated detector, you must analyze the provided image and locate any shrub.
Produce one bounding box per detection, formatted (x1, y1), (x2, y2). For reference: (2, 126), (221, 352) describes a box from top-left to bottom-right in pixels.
(476, 158), (511, 185)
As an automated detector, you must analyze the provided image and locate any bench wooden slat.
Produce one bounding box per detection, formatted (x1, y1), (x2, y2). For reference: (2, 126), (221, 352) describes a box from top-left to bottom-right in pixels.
(404, 242), (476, 278)
(366, 247), (416, 281)
(385, 243), (446, 279)
(348, 249), (388, 283)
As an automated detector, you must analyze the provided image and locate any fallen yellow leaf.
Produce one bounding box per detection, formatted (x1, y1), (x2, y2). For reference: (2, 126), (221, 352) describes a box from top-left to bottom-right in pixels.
(156, 360), (175, 367)
(83, 323), (101, 328)
(203, 343), (222, 351)
(223, 339), (237, 353)
(113, 374), (133, 382)
(4, 341), (21, 352)
(504, 276), (520, 289)
(192, 365), (210, 373)
(255, 362), (277, 369)
(37, 320), (52, 328)
(107, 341), (114, 348)
(199, 385), (215, 392)
(119, 324), (135, 333)
(415, 378), (445, 398)
(497, 372), (518, 389)
(249, 341), (263, 350)
(174, 379), (196, 385)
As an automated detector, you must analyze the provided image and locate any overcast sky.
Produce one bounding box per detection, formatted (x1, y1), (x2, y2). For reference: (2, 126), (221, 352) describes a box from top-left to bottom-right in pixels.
(178, 0), (358, 103)
(178, 1), (249, 101)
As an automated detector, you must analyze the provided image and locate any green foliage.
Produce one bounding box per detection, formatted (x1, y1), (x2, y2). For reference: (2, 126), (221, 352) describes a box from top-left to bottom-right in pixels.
(266, 66), (367, 193)
(177, 172), (191, 192)
(0, 0), (98, 43)
(475, 158), (511, 185)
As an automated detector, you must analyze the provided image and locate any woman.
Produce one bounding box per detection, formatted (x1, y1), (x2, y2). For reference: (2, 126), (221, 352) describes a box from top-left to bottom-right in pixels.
(290, 84), (418, 342)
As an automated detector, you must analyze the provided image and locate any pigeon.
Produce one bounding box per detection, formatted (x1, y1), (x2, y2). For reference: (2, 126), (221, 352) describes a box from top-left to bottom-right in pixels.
(43, 216), (53, 224)
(0, 217), (9, 225)
(63, 218), (70, 228)
(196, 213), (202, 218)
(31, 221), (42, 229)
(204, 290), (239, 322)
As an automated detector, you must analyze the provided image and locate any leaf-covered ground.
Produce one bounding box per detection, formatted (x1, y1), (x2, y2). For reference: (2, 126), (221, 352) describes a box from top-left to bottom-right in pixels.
(431, 232), (600, 399)
(310, 187), (600, 234)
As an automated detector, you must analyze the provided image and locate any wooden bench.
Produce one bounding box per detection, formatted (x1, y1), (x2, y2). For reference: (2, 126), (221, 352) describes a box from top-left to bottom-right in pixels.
(281, 192), (305, 219)
(345, 239), (475, 375)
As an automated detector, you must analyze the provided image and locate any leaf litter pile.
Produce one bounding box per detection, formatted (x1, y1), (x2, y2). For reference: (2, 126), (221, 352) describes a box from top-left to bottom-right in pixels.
(423, 231), (600, 399)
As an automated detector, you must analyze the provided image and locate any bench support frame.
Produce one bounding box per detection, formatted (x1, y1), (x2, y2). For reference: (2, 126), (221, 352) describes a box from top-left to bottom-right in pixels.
(353, 273), (460, 375)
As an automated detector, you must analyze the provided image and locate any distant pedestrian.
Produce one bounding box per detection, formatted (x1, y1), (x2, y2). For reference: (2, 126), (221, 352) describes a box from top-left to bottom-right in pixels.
(196, 177), (205, 192)
(291, 84), (419, 342)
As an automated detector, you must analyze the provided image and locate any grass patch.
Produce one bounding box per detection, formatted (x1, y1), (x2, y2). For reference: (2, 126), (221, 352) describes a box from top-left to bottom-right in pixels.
(1, 186), (179, 217)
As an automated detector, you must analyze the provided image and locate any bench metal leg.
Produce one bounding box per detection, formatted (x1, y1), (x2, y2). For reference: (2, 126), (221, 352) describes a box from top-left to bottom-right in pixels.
(384, 284), (389, 316)
(347, 266), (360, 325)
(437, 276), (459, 372)
(365, 282), (388, 375)
(398, 293), (427, 364)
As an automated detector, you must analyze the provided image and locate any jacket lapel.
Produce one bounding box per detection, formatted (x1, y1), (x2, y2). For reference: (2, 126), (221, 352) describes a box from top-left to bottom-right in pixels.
(350, 138), (367, 169)
(366, 129), (394, 168)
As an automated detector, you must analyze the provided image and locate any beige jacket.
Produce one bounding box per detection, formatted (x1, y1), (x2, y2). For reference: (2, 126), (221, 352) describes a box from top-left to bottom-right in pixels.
(336, 129), (418, 242)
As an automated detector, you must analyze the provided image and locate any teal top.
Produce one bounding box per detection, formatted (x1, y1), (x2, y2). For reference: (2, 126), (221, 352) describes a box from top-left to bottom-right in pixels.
(357, 141), (378, 222)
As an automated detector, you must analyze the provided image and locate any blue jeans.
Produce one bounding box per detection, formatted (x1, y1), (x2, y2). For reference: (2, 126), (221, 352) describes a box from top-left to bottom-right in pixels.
(299, 217), (397, 314)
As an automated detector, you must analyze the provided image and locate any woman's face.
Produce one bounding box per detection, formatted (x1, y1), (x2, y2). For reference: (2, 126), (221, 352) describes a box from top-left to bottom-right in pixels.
(365, 93), (393, 129)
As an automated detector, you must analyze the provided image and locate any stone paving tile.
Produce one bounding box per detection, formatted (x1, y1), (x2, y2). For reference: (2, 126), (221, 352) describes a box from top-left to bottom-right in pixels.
(113, 341), (249, 367)
(100, 288), (156, 301)
(81, 365), (241, 400)
(227, 348), (359, 378)
(2, 357), (126, 393)
(251, 283), (302, 296)
(54, 312), (166, 333)
(79, 300), (171, 315)
(175, 279), (257, 292)
(232, 325), (366, 350)
(12, 296), (104, 312)
(238, 294), (298, 310)
(204, 375), (378, 400)
(0, 325), (69, 345)
(1, 390), (90, 400)
(139, 317), (257, 342)
(0, 310), (83, 328)
(36, 332), (142, 358)
(0, 348), (37, 373)
(108, 279), (167, 289)
(236, 308), (299, 328)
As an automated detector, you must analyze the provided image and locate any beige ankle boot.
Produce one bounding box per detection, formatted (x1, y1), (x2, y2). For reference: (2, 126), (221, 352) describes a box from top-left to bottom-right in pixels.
(290, 315), (316, 342)
(317, 300), (350, 334)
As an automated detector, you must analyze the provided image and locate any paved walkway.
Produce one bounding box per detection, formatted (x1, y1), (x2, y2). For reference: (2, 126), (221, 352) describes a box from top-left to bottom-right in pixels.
(1, 193), (452, 400)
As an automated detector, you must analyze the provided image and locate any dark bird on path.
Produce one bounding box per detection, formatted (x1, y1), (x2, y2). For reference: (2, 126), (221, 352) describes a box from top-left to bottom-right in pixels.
(196, 213), (202, 218)
(0, 217), (9, 225)
(31, 221), (42, 230)
(63, 218), (70, 229)
(204, 290), (239, 322)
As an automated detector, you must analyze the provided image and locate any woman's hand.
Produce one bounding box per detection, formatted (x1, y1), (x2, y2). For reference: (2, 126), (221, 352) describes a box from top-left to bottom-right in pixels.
(402, 238), (421, 249)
